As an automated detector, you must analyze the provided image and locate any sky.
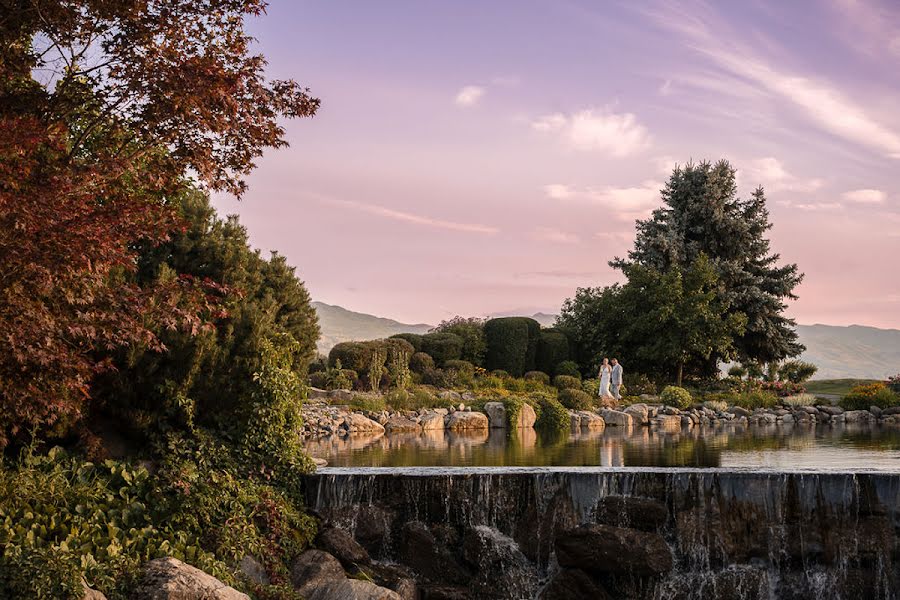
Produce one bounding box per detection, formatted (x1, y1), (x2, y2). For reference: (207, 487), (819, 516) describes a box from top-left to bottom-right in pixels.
(212, 0), (900, 328)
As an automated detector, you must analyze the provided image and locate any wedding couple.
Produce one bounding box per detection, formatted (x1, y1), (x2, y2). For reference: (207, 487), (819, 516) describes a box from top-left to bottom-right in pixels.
(597, 358), (623, 402)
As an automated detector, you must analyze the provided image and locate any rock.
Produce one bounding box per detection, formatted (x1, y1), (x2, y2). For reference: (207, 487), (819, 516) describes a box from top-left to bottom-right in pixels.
(239, 555), (268, 586)
(539, 569), (612, 600)
(555, 524), (673, 576)
(599, 409), (633, 428)
(818, 405), (844, 416)
(651, 414), (682, 431)
(312, 458), (328, 468)
(483, 402), (507, 428)
(731, 406), (751, 417)
(623, 404), (649, 425)
(446, 411), (489, 431)
(870, 406), (883, 418)
(419, 412), (445, 430)
(420, 586), (470, 600)
(354, 506), (396, 555)
(384, 416), (421, 434)
(132, 557), (249, 600)
(390, 578), (417, 600)
(82, 581), (107, 600)
(356, 563), (417, 600)
(519, 404), (537, 427)
(801, 405), (818, 414)
(438, 390), (462, 402)
(462, 525), (538, 598)
(308, 387), (329, 400)
(569, 412), (582, 431)
(881, 406), (900, 416)
(328, 389), (354, 403)
(398, 521), (470, 585)
(844, 410), (875, 423)
(344, 413), (386, 433)
(578, 411), (606, 430)
(781, 413), (794, 424)
(318, 527), (370, 568)
(290, 550), (346, 596)
(595, 496), (668, 532)
(305, 579), (401, 600)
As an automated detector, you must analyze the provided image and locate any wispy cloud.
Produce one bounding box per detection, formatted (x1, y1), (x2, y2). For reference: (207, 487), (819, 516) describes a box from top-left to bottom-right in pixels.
(324, 197), (498, 234)
(842, 188), (887, 204)
(531, 108), (652, 157)
(793, 202), (842, 211)
(532, 227), (580, 244)
(543, 184), (574, 200)
(455, 85), (485, 107)
(543, 180), (663, 221)
(745, 157), (824, 193)
(646, 1), (900, 159)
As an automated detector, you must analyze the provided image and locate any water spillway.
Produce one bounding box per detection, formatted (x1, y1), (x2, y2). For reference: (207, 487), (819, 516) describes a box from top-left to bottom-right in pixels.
(302, 467), (900, 599)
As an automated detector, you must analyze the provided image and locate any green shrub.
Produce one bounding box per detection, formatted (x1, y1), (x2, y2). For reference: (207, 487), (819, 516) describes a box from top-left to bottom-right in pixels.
(727, 364), (747, 378)
(660, 386), (692, 409)
(444, 360), (475, 376)
(420, 332), (464, 365)
(382, 388), (439, 411)
(778, 360), (818, 384)
(501, 396), (526, 430)
(581, 378), (600, 397)
(626, 373), (657, 396)
(503, 378), (527, 393)
(554, 360), (581, 379)
(558, 388), (593, 411)
(553, 375), (581, 390)
(309, 356), (327, 374)
(431, 317), (486, 365)
(703, 399), (728, 412)
(309, 371), (327, 389)
(328, 341), (370, 372)
(421, 367), (453, 388)
(781, 393), (817, 407)
(409, 352), (435, 375)
(490, 369), (510, 379)
(536, 332), (569, 375)
(390, 333), (424, 352)
(348, 393), (387, 413)
(475, 375), (505, 392)
(731, 390), (778, 410)
(483, 317), (540, 377)
(523, 371), (551, 385)
(534, 397), (569, 434)
(840, 383), (899, 410)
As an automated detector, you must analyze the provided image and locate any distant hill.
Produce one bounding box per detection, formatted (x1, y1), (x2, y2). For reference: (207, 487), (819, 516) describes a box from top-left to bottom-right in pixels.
(313, 302), (431, 354)
(312, 303), (899, 379)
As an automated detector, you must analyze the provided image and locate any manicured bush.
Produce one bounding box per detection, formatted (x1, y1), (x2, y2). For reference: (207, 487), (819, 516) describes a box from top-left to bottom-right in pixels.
(660, 385), (692, 409)
(421, 367), (453, 388)
(536, 332), (569, 375)
(558, 388), (593, 411)
(420, 332), (464, 365)
(553, 375), (582, 390)
(483, 317), (541, 377)
(328, 341), (370, 372)
(309, 371), (328, 389)
(309, 356), (328, 374)
(503, 377), (527, 393)
(778, 360), (818, 384)
(731, 390), (778, 410)
(554, 360), (581, 379)
(431, 317), (486, 365)
(534, 396), (569, 434)
(444, 360), (475, 376)
(409, 352), (435, 375)
(524, 371), (551, 385)
(840, 382), (899, 410)
(490, 369), (511, 378)
(390, 333), (424, 352)
(581, 378), (600, 397)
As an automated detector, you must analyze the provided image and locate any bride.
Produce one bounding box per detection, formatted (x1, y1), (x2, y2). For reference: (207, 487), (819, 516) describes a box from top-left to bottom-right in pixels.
(598, 358), (613, 400)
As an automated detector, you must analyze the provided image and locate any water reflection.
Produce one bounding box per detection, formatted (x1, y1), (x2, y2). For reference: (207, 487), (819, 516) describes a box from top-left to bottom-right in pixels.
(305, 423), (900, 470)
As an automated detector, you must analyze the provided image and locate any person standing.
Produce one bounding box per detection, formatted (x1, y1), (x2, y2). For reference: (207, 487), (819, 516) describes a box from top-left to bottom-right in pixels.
(610, 358), (623, 401)
(598, 358), (613, 400)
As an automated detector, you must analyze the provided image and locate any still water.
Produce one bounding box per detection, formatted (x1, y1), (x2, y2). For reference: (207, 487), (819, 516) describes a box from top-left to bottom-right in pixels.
(305, 423), (900, 471)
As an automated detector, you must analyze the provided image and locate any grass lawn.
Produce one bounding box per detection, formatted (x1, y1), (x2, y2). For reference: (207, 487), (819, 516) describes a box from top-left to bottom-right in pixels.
(805, 378), (882, 396)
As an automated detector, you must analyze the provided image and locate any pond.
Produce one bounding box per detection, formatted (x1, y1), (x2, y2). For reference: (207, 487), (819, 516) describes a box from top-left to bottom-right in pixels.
(305, 423), (900, 470)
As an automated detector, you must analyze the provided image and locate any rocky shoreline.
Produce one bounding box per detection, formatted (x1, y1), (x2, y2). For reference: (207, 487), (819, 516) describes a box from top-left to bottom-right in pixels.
(303, 388), (900, 440)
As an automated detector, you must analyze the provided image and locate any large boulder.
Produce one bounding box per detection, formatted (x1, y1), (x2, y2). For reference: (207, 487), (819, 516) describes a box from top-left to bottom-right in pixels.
(595, 496), (668, 531)
(419, 412), (445, 430)
(132, 557), (249, 600)
(446, 411), (489, 431)
(328, 389), (354, 403)
(599, 409), (633, 428)
(290, 550), (346, 596)
(344, 413), (386, 433)
(623, 404), (649, 425)
(577, 411), (605, 430)
(651, 414), (682, 431)
(398, 521), (470, 585)
(462, 525), (539, 598)
(555, 524), (673, 576)
(308, 387), (329, 400)
(317, 527), (370, 568)
(305, 579), (401, 600)
(539, 568), (612, 600)
(484, 402), (536, 428)
(383, 416), (421, 434)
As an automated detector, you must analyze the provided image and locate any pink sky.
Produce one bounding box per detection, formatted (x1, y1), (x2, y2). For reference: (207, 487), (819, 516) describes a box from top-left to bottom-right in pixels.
(213, 0), (900, 328)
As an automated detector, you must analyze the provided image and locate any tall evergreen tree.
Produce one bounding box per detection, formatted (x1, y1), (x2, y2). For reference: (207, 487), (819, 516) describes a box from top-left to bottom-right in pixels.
(610, 160), (804, 366)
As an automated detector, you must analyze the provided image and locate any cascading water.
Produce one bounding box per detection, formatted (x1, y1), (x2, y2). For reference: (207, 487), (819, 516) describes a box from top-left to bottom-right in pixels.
(302, 467), (900, 600)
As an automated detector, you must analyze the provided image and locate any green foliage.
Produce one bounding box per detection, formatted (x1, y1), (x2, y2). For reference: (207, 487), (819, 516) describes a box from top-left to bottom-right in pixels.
(534, 397), (570, 434)
(554, 361), (581, 378)
(703, 399), (728, 412)
(420, 332), (464, 365)
(329, 339), (413, 392)
(727, 365), (747, 378)
(558, 388), (593, 411)
(0, 445), (316, 600)
(387, 347), (412, 390)
(389, 333), (424, 352)
(709, 390), (778, 410)
(502, 377), (527, 393)
(660, 386), (692, 410)
(431, 317), (486, 365)
(483, 317), (541, 377)
(366, 345), (387, 392)
(383, 388), (440, 412)
(490, 370), (511, 379)
(840, 383), (899, 410)
(781, 393), (817, 407)
(610, 160), (804, 366)
(421, 368), (454, 388)
(444, 360), (476, 377)
(625, 373), (657, 396)
(523, 371), (551, 385)
(501, 397), (525, 430)
(778, 360), (818, 384)
(536, 332), (570, 375)
(581, 378), (600, 397)
(409, 352), (435, 375)
(552, 375), (582, 391)
(346, 394), (387, 413)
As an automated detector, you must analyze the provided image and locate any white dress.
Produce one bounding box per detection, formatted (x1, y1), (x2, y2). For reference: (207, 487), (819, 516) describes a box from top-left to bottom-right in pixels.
(598, 365), (612, 398)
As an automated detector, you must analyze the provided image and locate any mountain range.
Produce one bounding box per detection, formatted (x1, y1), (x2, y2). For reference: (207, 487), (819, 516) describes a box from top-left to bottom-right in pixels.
(312, 302), (900, 380)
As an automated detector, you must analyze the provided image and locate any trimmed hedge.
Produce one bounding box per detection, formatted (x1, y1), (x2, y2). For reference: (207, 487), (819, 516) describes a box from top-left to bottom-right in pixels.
(553, 375), (582, 390)
(535, 396), (569, 434)
(524, 371), (551, 385)
(536, 332), (569, 375)
(554, 360), (581, 378)
(559, 388), (593, 411)
(409, 352), (435, 375)
(483, 317), (540, 377)
(390, 333), (424, 352)
(444, 359), (475, 376)
(420, 332), (464, 365)
(660, 385), (692, 409)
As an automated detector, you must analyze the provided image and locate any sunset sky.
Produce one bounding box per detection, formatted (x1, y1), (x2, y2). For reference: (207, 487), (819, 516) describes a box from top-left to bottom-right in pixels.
(213, 0), (900, 328)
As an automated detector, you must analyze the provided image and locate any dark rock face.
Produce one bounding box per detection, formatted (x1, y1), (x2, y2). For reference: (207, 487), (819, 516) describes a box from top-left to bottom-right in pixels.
(302, 470), (900, 600)
(555, 523), (673, 575)
(290, 549), (346, 596)
(317, 527), (370, 568)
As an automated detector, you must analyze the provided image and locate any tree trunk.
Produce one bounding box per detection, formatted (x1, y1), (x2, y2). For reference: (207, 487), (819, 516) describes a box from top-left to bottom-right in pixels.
(676, 362), (684, 387)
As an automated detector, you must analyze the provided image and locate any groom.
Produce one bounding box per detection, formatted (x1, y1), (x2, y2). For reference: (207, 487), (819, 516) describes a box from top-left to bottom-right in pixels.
(611, 358), (623, 400)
